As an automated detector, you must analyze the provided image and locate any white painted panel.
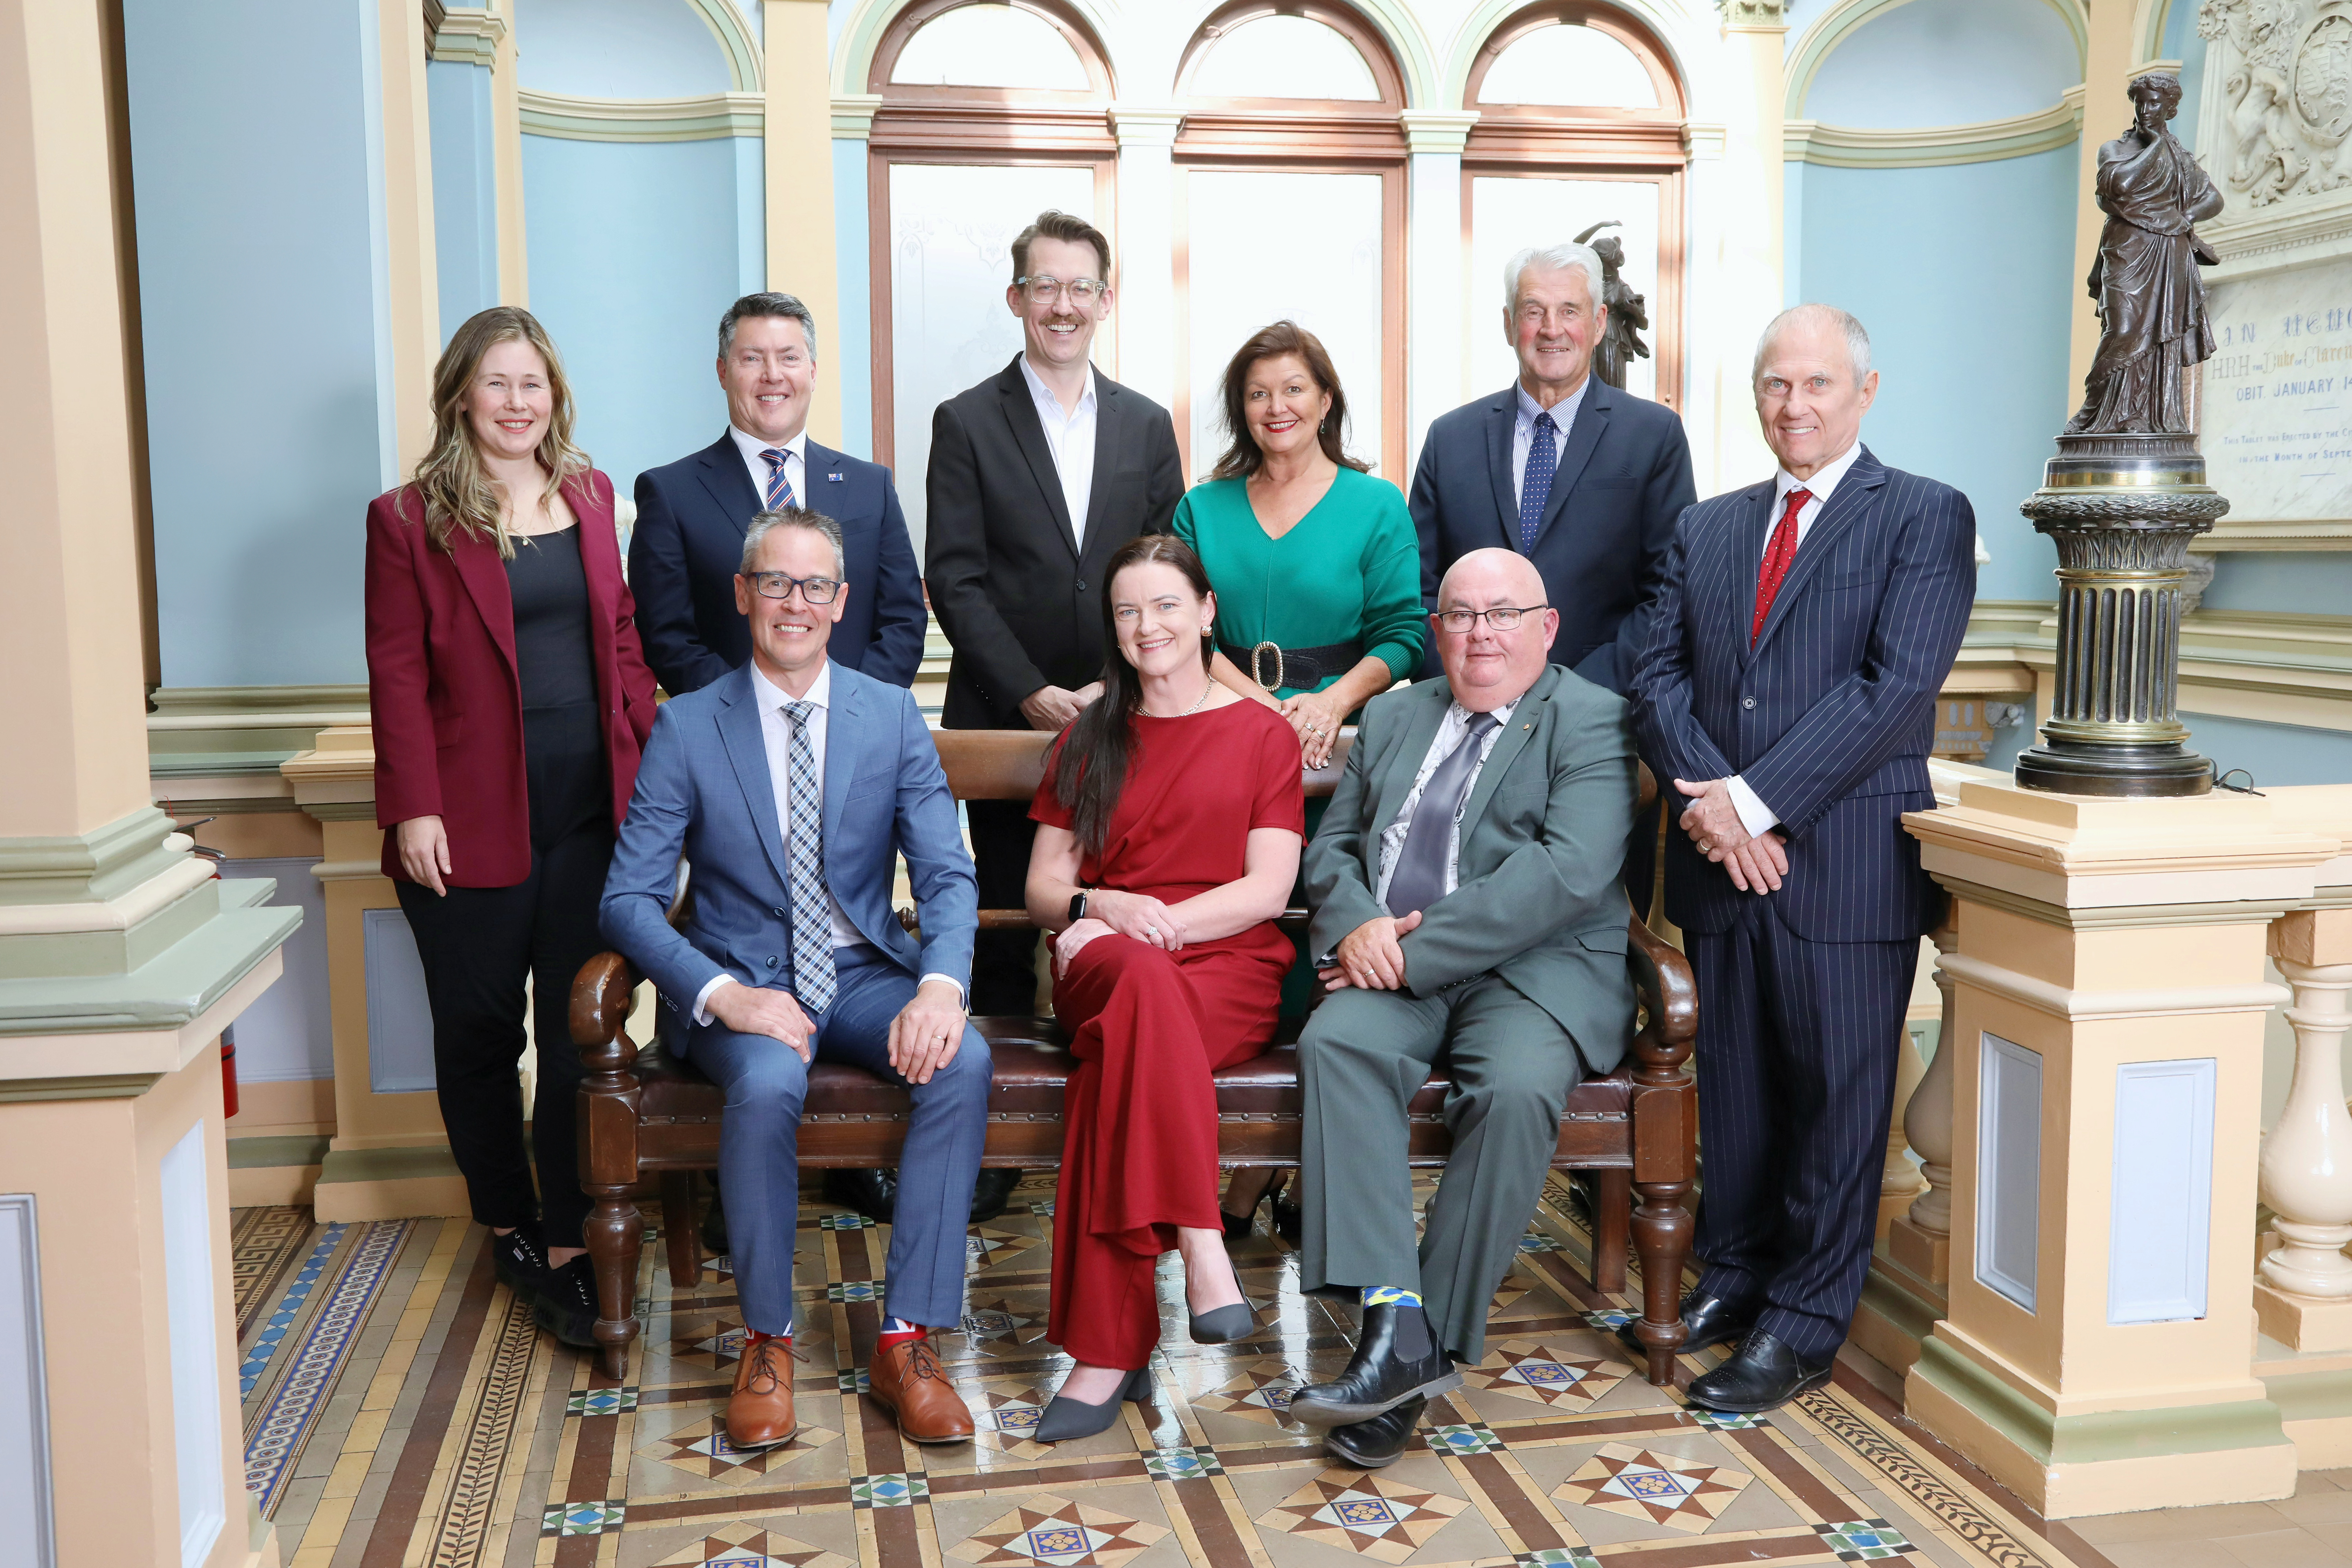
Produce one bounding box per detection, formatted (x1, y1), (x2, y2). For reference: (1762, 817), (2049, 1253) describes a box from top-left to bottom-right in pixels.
(2108, 1058), (2217, 1325)
(363, 906), (438, 1093)
(1187, 170), (1385, 473)
(0, 1196), (55, 1568)
(1480, 23), (1657, 109)
(887, 162), (1098, 556)
(218, 858), (331, 1080)
(1470, 176), (1660, 403)
(1976, 1032), (2042, 1312)
(890, 4), (1088, 90)
(1188, 15), (1377, 100)
(160, 1126), (224, 1567)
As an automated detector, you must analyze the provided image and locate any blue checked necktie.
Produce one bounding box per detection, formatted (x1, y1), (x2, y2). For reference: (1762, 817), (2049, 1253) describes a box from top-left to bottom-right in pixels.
(781, 699), (835, 1011)
(761, 447), (796, 511)
(1518, 410), (1558, 553)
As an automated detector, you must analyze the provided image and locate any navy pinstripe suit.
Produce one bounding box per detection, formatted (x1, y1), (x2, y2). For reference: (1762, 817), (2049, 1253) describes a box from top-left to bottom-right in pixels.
(1629, 445), (1974, 1359)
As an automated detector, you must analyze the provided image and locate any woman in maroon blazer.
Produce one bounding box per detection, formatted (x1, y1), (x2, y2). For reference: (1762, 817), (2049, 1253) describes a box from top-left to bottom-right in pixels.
(365, 306), (657, 1346)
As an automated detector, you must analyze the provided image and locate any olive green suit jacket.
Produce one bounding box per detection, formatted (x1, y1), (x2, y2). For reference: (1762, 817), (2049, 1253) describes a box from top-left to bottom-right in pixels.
(1304, 662), (1640, 1074)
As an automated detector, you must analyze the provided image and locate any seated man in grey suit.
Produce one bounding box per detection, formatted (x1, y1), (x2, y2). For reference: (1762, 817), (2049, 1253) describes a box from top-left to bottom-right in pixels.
(601, 507), (987, 1453)
(1288, 548), (1638, 1468)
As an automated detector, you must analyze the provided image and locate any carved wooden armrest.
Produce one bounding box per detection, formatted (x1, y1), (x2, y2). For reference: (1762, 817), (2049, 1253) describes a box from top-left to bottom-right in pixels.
(1625, 912), (1696, 1085)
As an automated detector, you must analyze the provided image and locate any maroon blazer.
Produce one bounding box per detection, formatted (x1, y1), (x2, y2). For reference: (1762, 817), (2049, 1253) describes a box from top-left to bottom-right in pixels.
(365, 471), (660, 887)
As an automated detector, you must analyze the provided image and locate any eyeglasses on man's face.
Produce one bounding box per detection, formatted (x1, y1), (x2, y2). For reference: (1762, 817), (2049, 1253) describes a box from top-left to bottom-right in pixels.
(748, 571), (840, 604)
(1435, 604), (1547, 633)
(1014, 275), (1107, 306)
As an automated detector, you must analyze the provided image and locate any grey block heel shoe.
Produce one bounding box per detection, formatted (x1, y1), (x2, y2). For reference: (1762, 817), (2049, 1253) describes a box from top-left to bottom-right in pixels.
(1034, 1366), (1154, 1443)
(1188, 1302), (1255, 1345)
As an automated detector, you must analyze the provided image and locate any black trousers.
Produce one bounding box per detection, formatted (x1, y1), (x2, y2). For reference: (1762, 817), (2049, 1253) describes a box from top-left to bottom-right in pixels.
(966, 797), (1044, 1016)
(396, 822), (613, 1247)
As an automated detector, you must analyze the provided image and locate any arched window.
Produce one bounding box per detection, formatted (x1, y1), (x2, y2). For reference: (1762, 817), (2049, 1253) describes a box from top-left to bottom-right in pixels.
(1463, 3), (1687, 409)
(1174, 3), (1408, 480)
(866, 1), (1117, 544)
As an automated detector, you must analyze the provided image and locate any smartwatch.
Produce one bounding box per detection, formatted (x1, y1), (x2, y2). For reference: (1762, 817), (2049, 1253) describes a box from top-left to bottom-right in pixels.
(1068, 890), (1089, 924)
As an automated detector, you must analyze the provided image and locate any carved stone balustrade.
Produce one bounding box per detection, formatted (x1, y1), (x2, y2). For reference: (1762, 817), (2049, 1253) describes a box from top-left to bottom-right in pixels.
(2254, 910), (2352, 1351)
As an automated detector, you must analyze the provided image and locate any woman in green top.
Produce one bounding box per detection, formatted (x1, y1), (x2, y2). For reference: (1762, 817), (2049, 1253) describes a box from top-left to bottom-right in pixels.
(1174, 320), (1426, 1238)
(1173, 320), (1425, 773)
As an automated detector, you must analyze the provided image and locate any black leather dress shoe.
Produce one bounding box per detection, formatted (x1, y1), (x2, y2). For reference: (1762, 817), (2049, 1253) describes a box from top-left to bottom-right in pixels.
(969, 1168), (1023, 1224)
(1323, 1395), (1426, 1468)
(1614, 1290), (1754, 1363)
(1289, 1303), (1461, 1427)
(824, 1168), (899, 1224)
(1685, 1330), (1833, 1413)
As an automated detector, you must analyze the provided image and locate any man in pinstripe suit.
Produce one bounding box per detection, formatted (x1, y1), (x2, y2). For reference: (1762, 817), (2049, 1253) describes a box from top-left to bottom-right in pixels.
(1628, 304), (1974, 1411)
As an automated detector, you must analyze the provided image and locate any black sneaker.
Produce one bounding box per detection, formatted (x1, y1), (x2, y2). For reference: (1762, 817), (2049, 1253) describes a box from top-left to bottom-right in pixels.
(489, 1224), (552, 1302)
(534, 1255), (601, 1349)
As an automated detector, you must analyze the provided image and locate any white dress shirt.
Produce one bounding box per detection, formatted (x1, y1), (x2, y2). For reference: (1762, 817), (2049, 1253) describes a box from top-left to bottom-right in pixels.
(1019, 356), (1097, 547)
(1373, 696), (1522, 907)
(1509, 377), (1591, 514)
(729, 425), (806, 511)
(1726, 440), (1865, 839)
(693, 660), (960, 1023)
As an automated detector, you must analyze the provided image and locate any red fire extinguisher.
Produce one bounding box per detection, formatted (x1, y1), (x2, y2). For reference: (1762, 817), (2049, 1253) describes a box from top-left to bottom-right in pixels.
(176, 814), (239, 1118)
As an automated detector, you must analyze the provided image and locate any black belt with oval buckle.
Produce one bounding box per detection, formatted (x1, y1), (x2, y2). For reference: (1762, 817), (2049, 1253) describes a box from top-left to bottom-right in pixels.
(1219, 639), (1366, 693)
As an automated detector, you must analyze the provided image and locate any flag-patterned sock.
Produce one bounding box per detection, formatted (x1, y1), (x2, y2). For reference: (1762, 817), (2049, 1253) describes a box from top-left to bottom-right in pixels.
(1361, 1286), (1423, 1308)
(876, 1316), (925, 1353)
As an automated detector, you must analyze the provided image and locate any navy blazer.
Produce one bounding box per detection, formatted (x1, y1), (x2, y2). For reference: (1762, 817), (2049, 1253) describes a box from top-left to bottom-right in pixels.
(630, 432), (926, 695)
(1628, 447), (1975, 942)
(598, 660), (977, 1014)
(1410, 378), (1696, 695)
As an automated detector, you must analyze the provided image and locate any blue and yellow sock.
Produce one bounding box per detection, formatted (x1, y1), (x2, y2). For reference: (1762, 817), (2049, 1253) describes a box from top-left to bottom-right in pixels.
(1361, 1285), (1423, 1308)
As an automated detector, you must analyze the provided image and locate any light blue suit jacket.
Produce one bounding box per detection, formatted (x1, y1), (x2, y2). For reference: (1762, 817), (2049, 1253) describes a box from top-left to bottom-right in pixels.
(598, 660), (978, 1015)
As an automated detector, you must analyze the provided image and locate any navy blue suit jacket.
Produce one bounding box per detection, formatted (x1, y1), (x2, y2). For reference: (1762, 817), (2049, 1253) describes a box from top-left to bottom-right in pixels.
(630, 433), (925, 695)
(1410, 379), (1695, 695)
(1629, 447), (1975, 942)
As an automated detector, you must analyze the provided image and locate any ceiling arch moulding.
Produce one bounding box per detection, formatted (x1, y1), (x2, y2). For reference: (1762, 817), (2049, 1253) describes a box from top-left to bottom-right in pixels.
(831, 0), (1122, 99)
(1785, 81), (2084, 166)
(1442, 0), (1702, 116)
(1153, 0), (1437, 107)
(1783, 0), (2088, 122)
(684, 0), (763, 91)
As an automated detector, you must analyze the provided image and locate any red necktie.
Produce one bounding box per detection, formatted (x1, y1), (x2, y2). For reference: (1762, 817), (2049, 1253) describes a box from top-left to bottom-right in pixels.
(1752, 488), (1811, 643)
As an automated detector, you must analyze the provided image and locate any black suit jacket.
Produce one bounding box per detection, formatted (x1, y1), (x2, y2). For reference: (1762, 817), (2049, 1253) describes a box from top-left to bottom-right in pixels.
(924, 356), (1185, 729)
(629, 432), (926, 695)
(1628, 448), (1976, 942)
(1410, 378), (1696, 695)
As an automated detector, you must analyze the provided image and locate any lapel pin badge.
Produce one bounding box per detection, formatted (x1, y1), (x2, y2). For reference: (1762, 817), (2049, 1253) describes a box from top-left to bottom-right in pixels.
(826, 471), (845, 482)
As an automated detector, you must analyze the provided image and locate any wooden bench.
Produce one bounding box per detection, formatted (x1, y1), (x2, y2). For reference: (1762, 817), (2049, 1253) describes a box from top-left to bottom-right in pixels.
(569, 728), (1698, 1384)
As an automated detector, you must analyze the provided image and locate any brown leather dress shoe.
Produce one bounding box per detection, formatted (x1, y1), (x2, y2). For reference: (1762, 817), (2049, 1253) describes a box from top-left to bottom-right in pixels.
(726, 1335), (798, 1450)
(867, 1337), (974, 1443)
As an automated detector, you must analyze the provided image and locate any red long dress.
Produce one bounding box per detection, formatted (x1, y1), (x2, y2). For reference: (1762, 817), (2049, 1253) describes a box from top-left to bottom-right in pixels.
(1031, 700), (1305, 1369)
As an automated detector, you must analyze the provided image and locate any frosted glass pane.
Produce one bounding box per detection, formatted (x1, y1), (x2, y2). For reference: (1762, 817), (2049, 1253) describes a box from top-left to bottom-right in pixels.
(891, 4), (1090, 91)
(1188, 15), (1377, 101)
(1470, 176), (1660, 403)
(1187, 170), (1385, 474)
(890, 163), (1097, 555)
(1480, 24), (1657, 109)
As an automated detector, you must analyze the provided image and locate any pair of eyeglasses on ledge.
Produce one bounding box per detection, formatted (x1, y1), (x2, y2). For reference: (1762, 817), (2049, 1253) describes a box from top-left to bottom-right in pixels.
(1435, 604), (1547, 632)
(1013, 274), (1107, 305)
(748, 572), (841, 604)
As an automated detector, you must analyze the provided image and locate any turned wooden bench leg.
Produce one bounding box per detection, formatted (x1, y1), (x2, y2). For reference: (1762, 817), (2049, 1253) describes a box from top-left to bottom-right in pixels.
(1629, 1174), (1692, 1385)
(584, 1191), (642, 1379)
(1591, 1168), (1631, 1293)
(661, 1171), (701, 1288)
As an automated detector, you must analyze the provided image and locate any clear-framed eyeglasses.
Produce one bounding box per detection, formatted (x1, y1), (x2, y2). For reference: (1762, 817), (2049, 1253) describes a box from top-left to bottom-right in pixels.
(748, 571), (841, 604)
(1435, 604), (1547, 633)
(1014, 274), (1107, 306)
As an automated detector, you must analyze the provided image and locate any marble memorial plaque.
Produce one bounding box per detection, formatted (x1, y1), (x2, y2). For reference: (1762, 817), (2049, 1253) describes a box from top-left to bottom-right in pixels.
(2204, 260), (2352, 524)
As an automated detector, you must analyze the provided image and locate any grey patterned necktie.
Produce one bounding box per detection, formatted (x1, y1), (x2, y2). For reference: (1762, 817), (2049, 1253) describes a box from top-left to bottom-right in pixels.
(782, 699), (836, 1011)
(1386, 711), (1501, 918)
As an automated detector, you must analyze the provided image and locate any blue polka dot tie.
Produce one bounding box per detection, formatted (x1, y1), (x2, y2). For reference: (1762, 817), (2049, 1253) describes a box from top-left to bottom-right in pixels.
(761, 448), (796, 512)
(781, 699), (835, 1012)
(1518, 410), (1558, 553)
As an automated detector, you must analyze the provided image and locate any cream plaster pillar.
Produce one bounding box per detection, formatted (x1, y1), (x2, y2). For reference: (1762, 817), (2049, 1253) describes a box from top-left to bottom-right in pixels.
(377, 0), (442, 472)
(2067, 0), (2146, 402)
(2252, 908), (2352, 1350)
(489, 0), (527, 304)
(1900, 778), (2339, 1517)
(766, 0), (841, 448)
(1695, 4), (1784, 496)
(1401, 112), (1478, 484)
(1109, 106), (1183, 412)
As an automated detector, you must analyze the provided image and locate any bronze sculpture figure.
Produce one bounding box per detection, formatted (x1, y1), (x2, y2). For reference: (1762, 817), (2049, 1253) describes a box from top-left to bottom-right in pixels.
(1574, 221), (1652, 390)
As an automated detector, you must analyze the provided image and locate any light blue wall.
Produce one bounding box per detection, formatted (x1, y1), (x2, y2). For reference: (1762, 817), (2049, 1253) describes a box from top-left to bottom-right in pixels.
(833, 136), (874, 461)
(2162, 0), (2208, 152)
(428, 61), (499, 344)
(125, 0), (390, 688)
(2199, 554), (2352, 617)
(1790, 147), (2079, 601)
(523, 135), (746, 496)
(1804, 0), (2080, 128)
(514, 0), (731, 95)
(2183, 711), (2352, 787)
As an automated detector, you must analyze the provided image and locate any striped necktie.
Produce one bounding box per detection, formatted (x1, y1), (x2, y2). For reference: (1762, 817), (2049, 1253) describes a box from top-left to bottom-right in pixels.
(781, 699), (835, 1012)
(761, 447), (796, 512)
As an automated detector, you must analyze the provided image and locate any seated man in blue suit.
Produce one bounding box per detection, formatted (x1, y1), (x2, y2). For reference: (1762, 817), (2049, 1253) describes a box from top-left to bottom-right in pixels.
(630, 292), (926, 694)
(601, 507), (986, 1452)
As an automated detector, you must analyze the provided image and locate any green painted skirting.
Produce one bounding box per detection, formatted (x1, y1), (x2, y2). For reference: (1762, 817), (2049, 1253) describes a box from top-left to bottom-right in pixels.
(0, 890), (297, 1035)
(227, 1134), (331, 1170)
(1915, 1333), (2294, 1464)
(317, 1144), (463, 1184)
(1860, 1256), (1945, 1348)
(2262, 1366), (2352, 1425)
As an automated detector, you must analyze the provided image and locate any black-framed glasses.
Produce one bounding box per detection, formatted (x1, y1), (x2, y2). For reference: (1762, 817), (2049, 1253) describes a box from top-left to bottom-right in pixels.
(1013, 274), (1107, 306)
(1435, 604), (1547, 633)
(748, 571), (840, 604)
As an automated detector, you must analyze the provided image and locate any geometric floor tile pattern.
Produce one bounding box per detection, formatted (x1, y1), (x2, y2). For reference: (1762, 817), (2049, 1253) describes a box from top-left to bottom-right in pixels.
(231, 1172), (2158, 1568)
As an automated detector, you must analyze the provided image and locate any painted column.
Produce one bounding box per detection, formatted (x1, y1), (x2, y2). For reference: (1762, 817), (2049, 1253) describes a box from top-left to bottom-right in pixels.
(1900, 777), (2338, 1517)
(1699, 1), (1787, 495)
(1401, 111), (1478, 485)
(1109, 105), (1183, 412)
(0, 1), (297, 1562)
(489, 0), (527, 305)
(766, 0), (839, 447)
(2067, 1), (2143, 401)
(832, 94), (883, 461)
(428, 8), (506, 340)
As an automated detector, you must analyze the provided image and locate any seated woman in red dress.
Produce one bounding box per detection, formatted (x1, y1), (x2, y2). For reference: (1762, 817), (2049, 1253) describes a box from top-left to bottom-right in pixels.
(1024, 534), (1306, 1442)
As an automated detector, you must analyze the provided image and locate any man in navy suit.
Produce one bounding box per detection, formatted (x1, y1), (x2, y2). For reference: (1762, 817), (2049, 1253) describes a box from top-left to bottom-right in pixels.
(1629, 304), (1973, 1411)
(631, 292), (926, 694)
(1410, 240), (1694, 902)
(602, 508), (986, 1451)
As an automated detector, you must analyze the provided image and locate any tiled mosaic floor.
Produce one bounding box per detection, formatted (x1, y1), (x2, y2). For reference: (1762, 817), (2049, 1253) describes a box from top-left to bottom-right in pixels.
(234, 1175), (2149, 1568)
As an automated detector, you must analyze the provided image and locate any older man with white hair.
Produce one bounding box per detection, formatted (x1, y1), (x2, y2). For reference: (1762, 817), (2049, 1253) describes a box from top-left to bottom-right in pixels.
(1628, 304), (1974, 1412)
